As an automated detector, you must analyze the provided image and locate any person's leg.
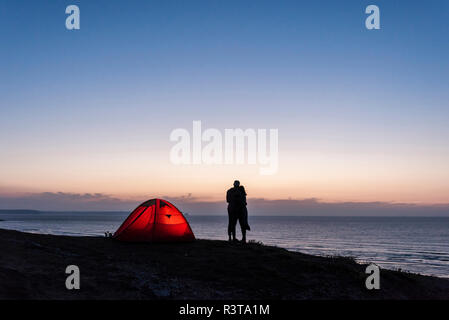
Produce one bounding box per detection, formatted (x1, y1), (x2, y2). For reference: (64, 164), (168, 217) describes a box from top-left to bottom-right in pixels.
(243, 206), (250, 231)
(231, 214), (237, 241)
(238, 215), (246, 243)
(228, 207), (237, 241)
(227, 208), (233, 241)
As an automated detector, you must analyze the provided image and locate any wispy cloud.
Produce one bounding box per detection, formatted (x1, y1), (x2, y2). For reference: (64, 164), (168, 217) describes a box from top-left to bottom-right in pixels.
(0, 192), (448, 216)
(170, 196), (449, 216)
(0, 192), (136, 211)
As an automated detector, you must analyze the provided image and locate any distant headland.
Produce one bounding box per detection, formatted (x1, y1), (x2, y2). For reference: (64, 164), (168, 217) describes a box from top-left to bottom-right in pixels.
(0, 209), (41, 214)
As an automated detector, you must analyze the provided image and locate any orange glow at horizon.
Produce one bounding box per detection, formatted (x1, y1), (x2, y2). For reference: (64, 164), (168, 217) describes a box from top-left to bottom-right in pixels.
(1, 148), (449, 205)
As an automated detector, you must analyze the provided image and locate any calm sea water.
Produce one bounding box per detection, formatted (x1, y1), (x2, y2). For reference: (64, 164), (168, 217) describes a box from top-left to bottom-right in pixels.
(0, 212), (448, 278)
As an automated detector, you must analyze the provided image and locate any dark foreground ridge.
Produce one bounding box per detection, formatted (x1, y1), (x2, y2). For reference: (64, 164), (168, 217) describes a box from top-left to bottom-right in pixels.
(0, 228), (448, 300)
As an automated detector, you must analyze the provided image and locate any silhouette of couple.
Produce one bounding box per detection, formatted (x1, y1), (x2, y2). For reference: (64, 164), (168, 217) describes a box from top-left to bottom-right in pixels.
(226, 180), (250, 242)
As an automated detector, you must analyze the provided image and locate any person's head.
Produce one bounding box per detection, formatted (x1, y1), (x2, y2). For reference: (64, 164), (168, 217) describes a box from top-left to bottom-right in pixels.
(233, 180), (240, 188)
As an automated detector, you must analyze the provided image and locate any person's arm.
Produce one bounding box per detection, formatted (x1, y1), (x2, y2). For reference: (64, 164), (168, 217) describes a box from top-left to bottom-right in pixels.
(241, 187), (247, 205)
(226, 190), (230, 203)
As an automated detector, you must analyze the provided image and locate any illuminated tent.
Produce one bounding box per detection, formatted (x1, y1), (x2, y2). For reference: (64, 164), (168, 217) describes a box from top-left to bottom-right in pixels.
(113, 199), (195, 242)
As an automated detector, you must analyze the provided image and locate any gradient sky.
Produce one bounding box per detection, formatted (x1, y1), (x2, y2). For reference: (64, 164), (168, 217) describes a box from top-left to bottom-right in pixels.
(0, 0), (448, 210)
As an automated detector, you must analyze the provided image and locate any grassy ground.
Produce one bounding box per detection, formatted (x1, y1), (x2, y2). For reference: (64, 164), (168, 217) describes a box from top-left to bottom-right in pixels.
(0, 228), (448, 299)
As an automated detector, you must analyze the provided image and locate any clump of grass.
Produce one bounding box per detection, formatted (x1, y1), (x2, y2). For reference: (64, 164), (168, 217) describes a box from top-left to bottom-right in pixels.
(248, 240), (264, 246)
(326, 255), (357, 263)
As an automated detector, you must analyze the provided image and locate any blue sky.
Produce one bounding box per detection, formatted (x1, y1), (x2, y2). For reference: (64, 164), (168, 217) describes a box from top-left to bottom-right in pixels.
(0, 1), (448, 210)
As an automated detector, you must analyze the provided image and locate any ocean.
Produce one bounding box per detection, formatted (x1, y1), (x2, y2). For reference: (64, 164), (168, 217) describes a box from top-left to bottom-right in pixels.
(0, 212), (448, 278)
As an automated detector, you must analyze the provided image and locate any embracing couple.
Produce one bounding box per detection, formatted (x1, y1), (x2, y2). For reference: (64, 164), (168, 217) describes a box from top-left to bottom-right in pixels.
(226, 180), (251, 243)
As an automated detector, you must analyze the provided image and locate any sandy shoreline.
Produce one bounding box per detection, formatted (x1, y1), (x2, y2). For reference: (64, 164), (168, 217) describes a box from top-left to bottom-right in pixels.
(0, 228), (448, 300)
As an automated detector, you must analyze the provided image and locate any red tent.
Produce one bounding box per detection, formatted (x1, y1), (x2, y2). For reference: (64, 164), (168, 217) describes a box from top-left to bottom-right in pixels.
(113, 199), (195, 242)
